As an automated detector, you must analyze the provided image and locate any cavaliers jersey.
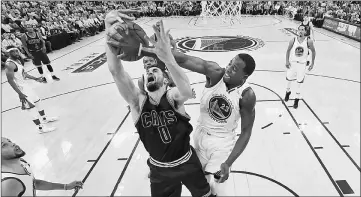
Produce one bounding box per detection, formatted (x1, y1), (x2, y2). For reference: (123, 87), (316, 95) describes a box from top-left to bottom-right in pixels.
(135, 90), (193, 164)
(2, 159), (36, 196)
(300, 21), (311, 37)
(197, 78), (251, 135)
(25, 32), (42, 52)
(290, 37), (309, 63)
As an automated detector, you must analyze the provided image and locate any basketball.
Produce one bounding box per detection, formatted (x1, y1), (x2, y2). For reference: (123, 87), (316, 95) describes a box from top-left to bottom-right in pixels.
(109, 20), (149, 61)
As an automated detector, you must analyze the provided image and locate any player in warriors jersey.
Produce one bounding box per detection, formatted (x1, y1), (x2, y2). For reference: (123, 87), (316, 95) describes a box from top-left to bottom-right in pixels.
(21, 24), (60, 83)
(146, 43), (257, 195)
(5, 46), (58, 133)
(106, 11), (213, 197)
(285, 25), (316, 108)
(1, 137), (83, 196)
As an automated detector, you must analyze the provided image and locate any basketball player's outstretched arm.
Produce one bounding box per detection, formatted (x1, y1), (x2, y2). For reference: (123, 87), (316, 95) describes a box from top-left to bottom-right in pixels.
(105, 10), (142, 107)
(171, 50), (224, 83)
(144, 21), (194, 102)
(219, 89), (256, 183)
(106, 38), (141, 107)
(34, 179), (83, 191)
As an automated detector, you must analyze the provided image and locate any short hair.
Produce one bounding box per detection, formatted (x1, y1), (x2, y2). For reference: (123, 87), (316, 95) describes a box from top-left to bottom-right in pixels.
(237, 53), (256, 76)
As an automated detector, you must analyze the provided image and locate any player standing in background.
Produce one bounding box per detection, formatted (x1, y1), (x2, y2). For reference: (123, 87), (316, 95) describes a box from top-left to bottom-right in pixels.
(21, 24), (60, 83)
(5, 46), (58, 133)
(285, 25), (316, 108)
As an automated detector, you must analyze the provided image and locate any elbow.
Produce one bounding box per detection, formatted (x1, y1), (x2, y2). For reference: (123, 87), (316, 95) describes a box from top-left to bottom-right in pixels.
(183, 90), (194, 99)
(176, 83), (193, 99)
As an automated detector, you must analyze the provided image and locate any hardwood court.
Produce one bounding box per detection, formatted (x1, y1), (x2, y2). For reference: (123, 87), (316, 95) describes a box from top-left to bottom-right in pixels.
(1, 15), (360, 196)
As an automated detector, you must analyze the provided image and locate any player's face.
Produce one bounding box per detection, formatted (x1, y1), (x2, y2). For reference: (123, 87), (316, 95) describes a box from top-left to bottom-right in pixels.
(9, 49), (21, 59)
(223, 55), (247, 85)
(1, 138), (26, 160)
(145, 67), (165, 92)
(143, 56), (157, 69)
(298, 26), (306, 36)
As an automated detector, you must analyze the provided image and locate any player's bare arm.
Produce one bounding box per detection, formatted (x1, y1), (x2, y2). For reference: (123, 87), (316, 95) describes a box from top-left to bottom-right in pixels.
(219, 88), (256, 183)
(105, 10), (142, 109)
(5, 62), (25, 97)
(37, 32), (46, 52)
(106, 35), (141, 108)
(307, 39), (316, 70)
(285, 38), (294, 68)
(1, 178), (24, 196)
(171, 50), (224, 85)
(34, 179), (83, 191)
(22, 69), (41, 81)
(143, 21), (194, 104)
(20, 34), (32, 58)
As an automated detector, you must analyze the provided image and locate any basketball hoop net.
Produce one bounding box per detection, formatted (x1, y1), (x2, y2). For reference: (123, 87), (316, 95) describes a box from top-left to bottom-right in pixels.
(201, 1), (243, 21)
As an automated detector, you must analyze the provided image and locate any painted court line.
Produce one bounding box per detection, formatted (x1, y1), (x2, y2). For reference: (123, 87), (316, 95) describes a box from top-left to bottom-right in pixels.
(250, 82), (344, 196)
(72, 110), (130, 197)
(302, 99), (360, 172)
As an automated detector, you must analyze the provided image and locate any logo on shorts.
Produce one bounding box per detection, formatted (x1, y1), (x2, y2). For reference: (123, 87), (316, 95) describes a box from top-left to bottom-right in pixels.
(295, 46), (305, 57)
(208, 95), (233, 123)
(176, 36), (264, 52)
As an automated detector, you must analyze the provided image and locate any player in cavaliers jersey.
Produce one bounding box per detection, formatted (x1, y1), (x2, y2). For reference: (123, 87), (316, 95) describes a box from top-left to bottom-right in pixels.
(21, 24), (60, 83)
(1, 137), (83, 196)
(300, 15), (315, 66)
(300, 15), (315, 41)
(105, 12), (213, 197)
(5, 46), (58, 133)
(285, 25), (316, 108)
(146, 43), (257, 195)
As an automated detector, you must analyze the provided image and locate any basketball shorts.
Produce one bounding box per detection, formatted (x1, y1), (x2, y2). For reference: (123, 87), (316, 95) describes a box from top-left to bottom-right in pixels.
(19, 86), (40, 110)
(193, 126), (236, 174)
(286, 61), (307, 83)
(147, 147), (212, 197)
(31, 50), (51, 66)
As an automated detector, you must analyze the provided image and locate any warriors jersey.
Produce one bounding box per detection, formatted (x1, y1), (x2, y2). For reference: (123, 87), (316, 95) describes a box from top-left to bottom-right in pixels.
(1, 159), (36, 196)
(6, 59), (27, 89)
(25, 32), (42, 52)
(135, 90), (193, 165)
(197, 79), (251, 135)
(290, 37), (309, 63)
(6, 59), (40, 109)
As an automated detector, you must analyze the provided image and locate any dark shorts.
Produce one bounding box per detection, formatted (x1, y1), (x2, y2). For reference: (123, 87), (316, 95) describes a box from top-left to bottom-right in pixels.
(148, 147), (211, 197)
(31, 50), (50, 66)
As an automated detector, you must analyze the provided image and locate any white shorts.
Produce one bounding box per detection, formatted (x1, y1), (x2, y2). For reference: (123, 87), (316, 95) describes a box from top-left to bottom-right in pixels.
(193, 126), (236, 173)
(20, 86), (40, 110)
(286, 61), (307, 83)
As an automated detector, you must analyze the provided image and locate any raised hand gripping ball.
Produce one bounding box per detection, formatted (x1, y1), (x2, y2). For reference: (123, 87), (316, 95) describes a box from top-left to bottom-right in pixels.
(108, 20), (150, 61)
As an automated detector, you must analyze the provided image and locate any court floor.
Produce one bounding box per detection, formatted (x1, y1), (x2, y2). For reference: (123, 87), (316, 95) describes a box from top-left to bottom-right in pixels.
(1, 15), (360, 196)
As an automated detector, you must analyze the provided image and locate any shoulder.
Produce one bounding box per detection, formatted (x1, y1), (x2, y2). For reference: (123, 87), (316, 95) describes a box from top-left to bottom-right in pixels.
(307, 38), (314, 46)
(239, 88), (256, 112)
(289, 37), (296, 45)
(5, 60), (16, 71)
(1, 177), (25, 192)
